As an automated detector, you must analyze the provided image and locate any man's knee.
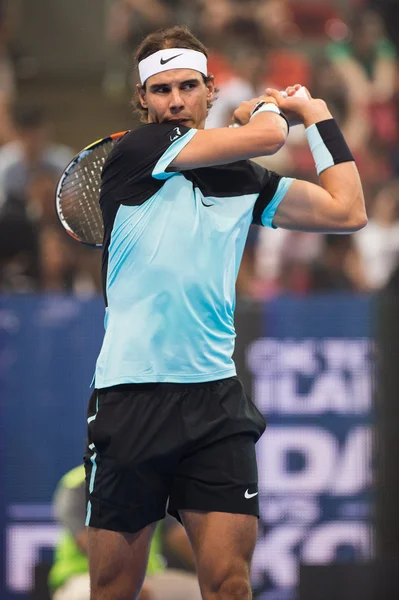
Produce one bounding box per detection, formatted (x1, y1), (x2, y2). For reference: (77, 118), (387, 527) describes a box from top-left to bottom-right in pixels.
(203, 563), (252, 599)
(90, 567), (143, 600)
(217, 575), (251, 598)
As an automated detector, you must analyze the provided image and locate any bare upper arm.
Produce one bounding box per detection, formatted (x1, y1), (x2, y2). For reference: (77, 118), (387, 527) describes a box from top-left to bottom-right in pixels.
(169, 113), (288, 170)
(272, 169), (365, 233)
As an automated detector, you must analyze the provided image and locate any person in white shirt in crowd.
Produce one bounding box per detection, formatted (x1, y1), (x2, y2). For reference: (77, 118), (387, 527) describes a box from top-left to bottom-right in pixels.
(355, 180), (399, 290)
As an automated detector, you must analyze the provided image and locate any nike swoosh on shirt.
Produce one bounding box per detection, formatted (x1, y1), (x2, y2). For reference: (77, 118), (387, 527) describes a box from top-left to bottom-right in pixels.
(160, 54), (183, 65)
(245, 489), (258, 499)
(201, 199), (214, 207)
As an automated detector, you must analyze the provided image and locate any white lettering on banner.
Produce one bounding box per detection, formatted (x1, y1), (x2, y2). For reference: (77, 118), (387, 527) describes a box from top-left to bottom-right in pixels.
(278, 372), (349, 413)
(258, 428), (338, 494)
(321, 340), (370, 371)
(260, 496), (320, 524)
(245, 337), (373, 593)
(257, 426), (372, 495)
(301, 522), (371, 562)
(247, 339), (319, 377)
(252, 522), (372, 589)
(253, 375), (371, 414)
(6, 524), (61, 592)
(252, 526), (306, 588)
(331, 427), (372, 495)
(247, 338), (372, 414)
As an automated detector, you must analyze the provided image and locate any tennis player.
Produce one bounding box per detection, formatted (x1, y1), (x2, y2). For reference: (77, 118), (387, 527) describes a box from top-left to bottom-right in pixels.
(85, 25), (367, 600)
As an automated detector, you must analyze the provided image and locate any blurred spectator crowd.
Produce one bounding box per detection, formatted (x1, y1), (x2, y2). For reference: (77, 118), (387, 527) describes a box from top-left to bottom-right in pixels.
(1, 0), (399, 298)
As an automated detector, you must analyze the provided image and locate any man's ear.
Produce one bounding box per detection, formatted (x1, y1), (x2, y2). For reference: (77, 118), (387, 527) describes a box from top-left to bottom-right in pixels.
(206, 76), (215, 101)
(137, 84), (147, 108)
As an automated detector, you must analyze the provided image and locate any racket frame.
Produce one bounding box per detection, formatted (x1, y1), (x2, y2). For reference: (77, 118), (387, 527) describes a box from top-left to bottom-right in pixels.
(55, 131), (127, 248)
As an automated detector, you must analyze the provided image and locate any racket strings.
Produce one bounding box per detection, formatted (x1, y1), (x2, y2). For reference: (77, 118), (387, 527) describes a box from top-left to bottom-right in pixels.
(58, 142), (114, 246)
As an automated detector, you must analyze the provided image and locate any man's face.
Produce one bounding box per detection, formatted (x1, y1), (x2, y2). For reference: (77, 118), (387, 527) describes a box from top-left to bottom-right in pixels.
(138, 68), (214, 129)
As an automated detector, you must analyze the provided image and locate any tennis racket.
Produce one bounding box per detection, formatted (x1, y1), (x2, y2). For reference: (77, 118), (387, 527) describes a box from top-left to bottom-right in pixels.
(55, 131), (128, 248)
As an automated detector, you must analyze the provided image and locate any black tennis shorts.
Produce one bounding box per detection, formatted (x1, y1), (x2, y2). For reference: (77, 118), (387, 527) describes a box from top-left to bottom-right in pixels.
(84, 376), (266, 533)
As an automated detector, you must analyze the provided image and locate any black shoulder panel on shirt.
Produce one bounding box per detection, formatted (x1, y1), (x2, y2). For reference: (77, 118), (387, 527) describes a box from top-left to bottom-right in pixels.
(182, 160), (282, 219)
(252, 167), (282, 226)
(100, 123), (192, 208)
(183, 159), (268, 198)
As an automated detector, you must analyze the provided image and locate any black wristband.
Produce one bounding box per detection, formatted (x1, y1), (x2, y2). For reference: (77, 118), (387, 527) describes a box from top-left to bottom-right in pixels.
(306, 118), (354, 175)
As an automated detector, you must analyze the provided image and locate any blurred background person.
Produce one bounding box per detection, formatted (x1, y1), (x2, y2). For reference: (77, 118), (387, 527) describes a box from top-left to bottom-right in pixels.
(38, 227), (79, 294)
(252, 229), (322, 298)
(305, 234), (369, 293)
(24, 165), (60, 226)
(0, 104), (74, 215)
(37, 226), (101, 296)
(0, 208), (39, 291)
(326, 9), (397, 107)
(0, 0), (16, 145)
(354, 179), (399, 290)
(326, 9), (398, 177)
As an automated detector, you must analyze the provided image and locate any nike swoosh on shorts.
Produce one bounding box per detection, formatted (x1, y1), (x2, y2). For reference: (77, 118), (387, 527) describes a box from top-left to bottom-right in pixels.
(245, 489), (258, 499)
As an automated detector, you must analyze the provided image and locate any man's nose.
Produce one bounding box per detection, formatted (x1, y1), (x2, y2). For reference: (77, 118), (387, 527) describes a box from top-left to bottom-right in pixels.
(169, 89), (184, 110)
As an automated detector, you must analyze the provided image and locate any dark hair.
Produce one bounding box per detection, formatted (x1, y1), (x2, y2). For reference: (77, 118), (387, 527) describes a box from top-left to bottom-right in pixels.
(132, 25), (217, 122)
(12, 104), (46, 130)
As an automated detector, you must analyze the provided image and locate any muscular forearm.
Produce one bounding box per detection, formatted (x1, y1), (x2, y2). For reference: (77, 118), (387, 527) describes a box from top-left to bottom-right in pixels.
(243, 112), (288, 156)
(303, 103), (366, 229)
(270, 86), (367, 232)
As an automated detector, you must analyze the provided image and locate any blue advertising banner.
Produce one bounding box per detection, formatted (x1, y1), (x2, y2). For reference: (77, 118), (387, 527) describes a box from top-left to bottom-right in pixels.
(0, 295), (373, 599)
(250, 296), (374, 599)
(0, 295), (104, 597)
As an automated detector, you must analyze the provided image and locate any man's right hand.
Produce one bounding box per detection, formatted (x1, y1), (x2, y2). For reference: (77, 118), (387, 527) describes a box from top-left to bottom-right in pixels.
(265, 86), (333, 128)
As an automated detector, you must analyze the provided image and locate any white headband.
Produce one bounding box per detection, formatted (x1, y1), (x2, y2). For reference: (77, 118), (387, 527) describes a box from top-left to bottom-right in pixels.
(139, 48), (208, 85)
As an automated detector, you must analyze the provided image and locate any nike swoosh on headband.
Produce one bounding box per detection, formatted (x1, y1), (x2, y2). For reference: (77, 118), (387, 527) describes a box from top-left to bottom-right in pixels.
(160, 53), (184, 65)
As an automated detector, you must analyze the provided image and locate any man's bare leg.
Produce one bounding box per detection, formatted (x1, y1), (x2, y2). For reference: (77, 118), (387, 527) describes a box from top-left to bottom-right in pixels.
(88, 523), (156, 600)
(180, 511), (257, 600)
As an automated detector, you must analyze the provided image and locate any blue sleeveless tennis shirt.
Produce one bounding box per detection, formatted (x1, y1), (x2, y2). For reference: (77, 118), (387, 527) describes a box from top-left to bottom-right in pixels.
(94, 123), (294, 387)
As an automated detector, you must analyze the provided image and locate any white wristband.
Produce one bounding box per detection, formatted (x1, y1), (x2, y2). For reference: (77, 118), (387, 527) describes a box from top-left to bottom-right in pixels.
(250, 102), (281, 121)
(249, 101), (290, 132)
